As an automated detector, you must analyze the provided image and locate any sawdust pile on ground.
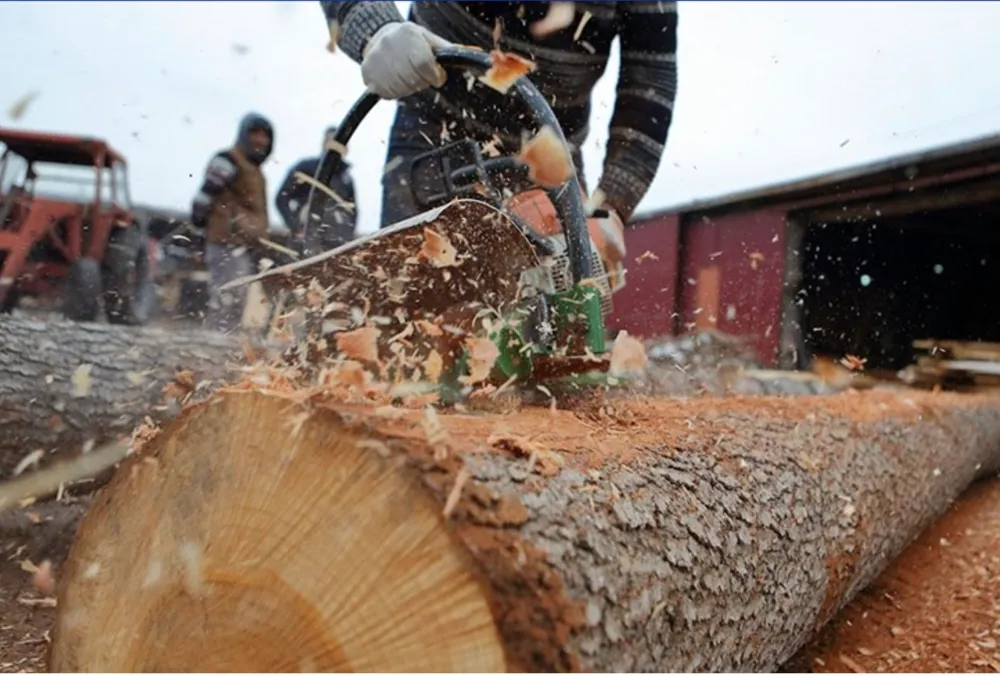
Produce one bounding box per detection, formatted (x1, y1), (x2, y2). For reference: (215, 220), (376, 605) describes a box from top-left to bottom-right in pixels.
(786, 475), (1000, 673)
(0, 499), (89, 672)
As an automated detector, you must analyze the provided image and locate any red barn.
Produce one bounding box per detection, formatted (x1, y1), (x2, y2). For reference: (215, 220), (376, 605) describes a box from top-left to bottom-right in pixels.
(609, 133), (1000, 371)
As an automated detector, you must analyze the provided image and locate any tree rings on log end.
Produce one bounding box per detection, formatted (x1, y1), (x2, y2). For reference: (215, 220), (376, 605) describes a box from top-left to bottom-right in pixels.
(48, 393), (506, 673)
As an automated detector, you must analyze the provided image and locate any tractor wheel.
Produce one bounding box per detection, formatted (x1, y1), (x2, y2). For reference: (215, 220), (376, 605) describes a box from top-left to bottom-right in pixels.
(63, 258), (103, 322)
(1, 287), (19, 313)
(103, 228), (156, 326)
(176, 277), (209, 320)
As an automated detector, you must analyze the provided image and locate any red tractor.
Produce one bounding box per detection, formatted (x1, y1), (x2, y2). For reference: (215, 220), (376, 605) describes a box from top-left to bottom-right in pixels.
(0, 128), (154, 324)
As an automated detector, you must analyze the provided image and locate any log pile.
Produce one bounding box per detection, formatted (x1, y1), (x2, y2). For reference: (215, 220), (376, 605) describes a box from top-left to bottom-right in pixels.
(0, 315), (264, 475)
(900, 339), (1000, 392)
(49, 374), (1000, 672)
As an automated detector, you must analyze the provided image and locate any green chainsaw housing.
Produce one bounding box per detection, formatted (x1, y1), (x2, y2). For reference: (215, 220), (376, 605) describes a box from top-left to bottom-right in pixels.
(438, 284), (613, 403)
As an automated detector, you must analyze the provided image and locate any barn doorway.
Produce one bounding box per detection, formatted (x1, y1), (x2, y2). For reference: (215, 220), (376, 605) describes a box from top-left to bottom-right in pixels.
(796, 204), (1000, 372)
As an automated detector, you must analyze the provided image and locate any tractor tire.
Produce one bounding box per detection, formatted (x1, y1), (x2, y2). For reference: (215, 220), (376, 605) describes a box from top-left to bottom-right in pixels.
(1, 287), (19, 314)
(176, 277), (209, 320)
(63, 258), (103, 322)
(103, 227), (156, 326)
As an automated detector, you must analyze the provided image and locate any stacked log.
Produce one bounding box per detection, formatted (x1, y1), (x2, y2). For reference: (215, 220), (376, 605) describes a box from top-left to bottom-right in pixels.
(0, 316), (258, 474)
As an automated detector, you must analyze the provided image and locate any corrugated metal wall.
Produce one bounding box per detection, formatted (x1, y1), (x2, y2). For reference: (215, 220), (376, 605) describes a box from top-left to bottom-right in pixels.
(613, 206), (789, 366)
(676, 209), (788, 365)
(607, 213), (680, 339)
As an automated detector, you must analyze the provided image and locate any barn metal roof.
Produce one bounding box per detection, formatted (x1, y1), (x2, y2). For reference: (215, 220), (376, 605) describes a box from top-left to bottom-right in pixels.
(635, 131), (1000, 222)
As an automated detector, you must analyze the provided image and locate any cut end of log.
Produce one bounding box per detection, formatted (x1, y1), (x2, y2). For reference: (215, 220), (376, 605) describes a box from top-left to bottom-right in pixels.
(49, 392), (505, 673)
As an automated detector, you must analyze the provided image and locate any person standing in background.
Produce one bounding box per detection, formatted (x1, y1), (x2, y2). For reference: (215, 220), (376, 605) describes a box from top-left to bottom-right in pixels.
(275, 126), (357, 254)
(190, 112), (274, 332)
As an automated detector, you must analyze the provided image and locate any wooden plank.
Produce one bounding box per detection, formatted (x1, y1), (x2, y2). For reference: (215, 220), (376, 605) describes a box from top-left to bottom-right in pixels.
(913, 339), (1000, 363)
(941, 360), (1000, 377)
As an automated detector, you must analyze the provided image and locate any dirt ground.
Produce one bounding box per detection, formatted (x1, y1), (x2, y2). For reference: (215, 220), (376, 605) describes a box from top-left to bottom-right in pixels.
(0, 499), (89, 673)
(786, 474), (1000, 673)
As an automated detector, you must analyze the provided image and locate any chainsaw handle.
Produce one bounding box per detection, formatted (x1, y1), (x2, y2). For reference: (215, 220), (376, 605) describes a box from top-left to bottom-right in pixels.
(307, 46), (594, 283)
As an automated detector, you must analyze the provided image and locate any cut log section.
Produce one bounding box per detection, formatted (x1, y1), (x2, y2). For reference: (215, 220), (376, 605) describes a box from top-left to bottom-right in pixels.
(51, 388), (1000, 672)
(0, 316), (259, 474)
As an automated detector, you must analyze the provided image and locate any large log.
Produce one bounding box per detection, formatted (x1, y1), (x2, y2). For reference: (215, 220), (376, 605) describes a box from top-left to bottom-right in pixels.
(49, 387), (1000, 672)
(0, 316), (252, 474)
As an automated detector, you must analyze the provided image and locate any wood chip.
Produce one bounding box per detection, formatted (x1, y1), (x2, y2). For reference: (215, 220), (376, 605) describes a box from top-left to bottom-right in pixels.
(442, 467), (471, 519)
(12, 450), (44, 478)
(7, 91), (39, 121)
(840, 354), (867, 371)
(517, 125), (573, 188)
(460, 337), (501, 384)
(31, 560), (55, 597)
(608, 330), (648, 377)
(418, 228), (460, 267)
(839, 653), (865, 673)
(479, 49), (537, 94)
(335, 325), (380, 364)
(530, 2), (575, 38)
(423, 350), (444, 384)
(326, 19), (340, 53)
(70, 364), (92, 398)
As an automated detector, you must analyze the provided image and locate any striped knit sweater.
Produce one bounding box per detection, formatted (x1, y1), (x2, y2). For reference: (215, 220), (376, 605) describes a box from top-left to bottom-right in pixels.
(321, 1), (678, 222)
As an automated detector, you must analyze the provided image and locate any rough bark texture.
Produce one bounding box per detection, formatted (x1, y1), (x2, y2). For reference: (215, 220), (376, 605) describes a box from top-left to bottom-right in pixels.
(0, 316), (250, 474)
(386, 392), (1000, 671)
(55, 386), (1000, 672)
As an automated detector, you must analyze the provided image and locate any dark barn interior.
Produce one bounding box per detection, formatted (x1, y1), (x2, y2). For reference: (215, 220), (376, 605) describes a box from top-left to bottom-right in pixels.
(798, 201), (1000, 371)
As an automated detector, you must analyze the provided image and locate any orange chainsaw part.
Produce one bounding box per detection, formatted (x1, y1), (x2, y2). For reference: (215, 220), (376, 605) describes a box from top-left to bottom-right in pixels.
(506, 188), (626, 288)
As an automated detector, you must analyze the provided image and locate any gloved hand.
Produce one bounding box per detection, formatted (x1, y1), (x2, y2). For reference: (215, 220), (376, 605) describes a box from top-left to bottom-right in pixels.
(587, 208), (628, 292)
(361, 22), (452, 100)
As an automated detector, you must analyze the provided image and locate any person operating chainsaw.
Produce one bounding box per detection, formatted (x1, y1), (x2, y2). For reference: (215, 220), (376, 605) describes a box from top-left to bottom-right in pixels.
(190, 112), (274, 333)
(320, 1), (678, 288)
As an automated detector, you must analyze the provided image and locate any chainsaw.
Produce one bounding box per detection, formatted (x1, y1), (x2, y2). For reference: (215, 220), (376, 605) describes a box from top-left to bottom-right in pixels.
(237, 47), (626, 399)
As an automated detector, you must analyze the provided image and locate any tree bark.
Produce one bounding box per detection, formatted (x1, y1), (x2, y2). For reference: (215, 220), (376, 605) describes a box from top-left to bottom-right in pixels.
(50, 387), (1000, 672)
(0, 316), (252, 475)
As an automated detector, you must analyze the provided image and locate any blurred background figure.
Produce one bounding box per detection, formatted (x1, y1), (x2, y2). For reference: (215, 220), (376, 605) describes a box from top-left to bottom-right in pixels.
(275, 126), (357, 255)
(190, 111), (274, 332)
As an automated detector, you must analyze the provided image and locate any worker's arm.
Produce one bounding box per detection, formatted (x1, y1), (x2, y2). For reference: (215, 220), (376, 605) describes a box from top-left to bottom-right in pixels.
(319, 1), (448, 99)
(597, 2), (679, 223)
(190, 152), (238, 229)
(320, 1), (404, 62)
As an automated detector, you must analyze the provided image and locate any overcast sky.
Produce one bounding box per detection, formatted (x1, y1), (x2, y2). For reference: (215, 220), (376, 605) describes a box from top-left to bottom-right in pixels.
(3, 1), (1000, 234)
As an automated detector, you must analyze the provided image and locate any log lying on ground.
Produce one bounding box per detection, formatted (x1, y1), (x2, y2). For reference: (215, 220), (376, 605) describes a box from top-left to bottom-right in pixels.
(0, 316), (259, 474)
(50, 387), (1000, 672)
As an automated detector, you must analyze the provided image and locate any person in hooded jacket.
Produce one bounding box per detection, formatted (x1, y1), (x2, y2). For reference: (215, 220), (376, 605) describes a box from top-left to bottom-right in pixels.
(190, 112), (275, 332)
(275, 126), (357, 254)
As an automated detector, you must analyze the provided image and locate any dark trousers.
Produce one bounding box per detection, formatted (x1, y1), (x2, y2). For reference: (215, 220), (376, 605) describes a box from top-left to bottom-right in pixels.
(379, 99), (589, 229)
(380, 100), (442, 228)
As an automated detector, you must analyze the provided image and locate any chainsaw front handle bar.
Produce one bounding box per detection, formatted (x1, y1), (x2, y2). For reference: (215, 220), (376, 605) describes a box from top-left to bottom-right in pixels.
(306, 46), (595, 284)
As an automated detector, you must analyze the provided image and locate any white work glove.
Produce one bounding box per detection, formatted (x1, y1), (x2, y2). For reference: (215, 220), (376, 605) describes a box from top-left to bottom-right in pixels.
(587, 207), (628, 293)
(361, 22), (452, 100)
